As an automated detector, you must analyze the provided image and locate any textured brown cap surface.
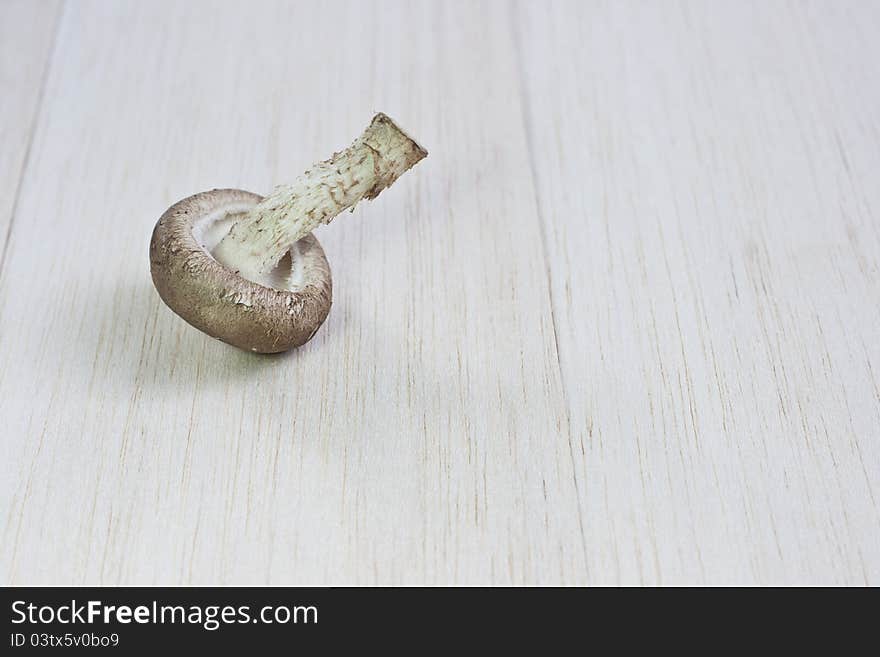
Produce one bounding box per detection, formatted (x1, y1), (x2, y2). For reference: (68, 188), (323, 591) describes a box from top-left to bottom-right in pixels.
(149, 189), (332, 353)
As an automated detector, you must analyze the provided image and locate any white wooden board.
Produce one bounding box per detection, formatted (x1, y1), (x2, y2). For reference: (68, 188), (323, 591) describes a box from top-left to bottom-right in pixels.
(0, 0), (61, 263)
(515, 0), (880, 584)
(1, 0), (878, 585)
(1, 0), (578, 585)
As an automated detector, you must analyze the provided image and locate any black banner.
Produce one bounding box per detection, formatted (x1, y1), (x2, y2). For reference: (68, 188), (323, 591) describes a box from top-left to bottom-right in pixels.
(4, 587), (588, 651)
(1, 586), (868, 651)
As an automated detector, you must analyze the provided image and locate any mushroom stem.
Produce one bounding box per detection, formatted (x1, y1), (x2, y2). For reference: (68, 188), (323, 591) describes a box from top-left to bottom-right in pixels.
(212, 113), (427, 283)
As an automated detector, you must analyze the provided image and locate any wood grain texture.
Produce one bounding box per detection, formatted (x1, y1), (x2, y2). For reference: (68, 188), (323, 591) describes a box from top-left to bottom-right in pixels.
(0, 0), (61, 267)
(515, 0), (880, 584)
(1, 0), (878, 585)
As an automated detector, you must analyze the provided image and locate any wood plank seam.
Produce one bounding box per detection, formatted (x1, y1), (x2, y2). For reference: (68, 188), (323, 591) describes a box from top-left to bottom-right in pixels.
(0, 0), (65, 284)
(508, 0), (590, 579)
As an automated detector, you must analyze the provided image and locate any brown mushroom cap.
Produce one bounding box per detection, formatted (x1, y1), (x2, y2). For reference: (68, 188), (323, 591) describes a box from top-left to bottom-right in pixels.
(149, 189), (332, 353)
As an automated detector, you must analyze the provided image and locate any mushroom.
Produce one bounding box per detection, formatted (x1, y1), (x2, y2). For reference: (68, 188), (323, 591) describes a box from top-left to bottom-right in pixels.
(150, 113), (427, 353)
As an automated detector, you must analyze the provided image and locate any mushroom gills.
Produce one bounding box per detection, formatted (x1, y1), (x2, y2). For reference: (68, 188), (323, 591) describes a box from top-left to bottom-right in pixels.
(192, 201), (303, 291)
